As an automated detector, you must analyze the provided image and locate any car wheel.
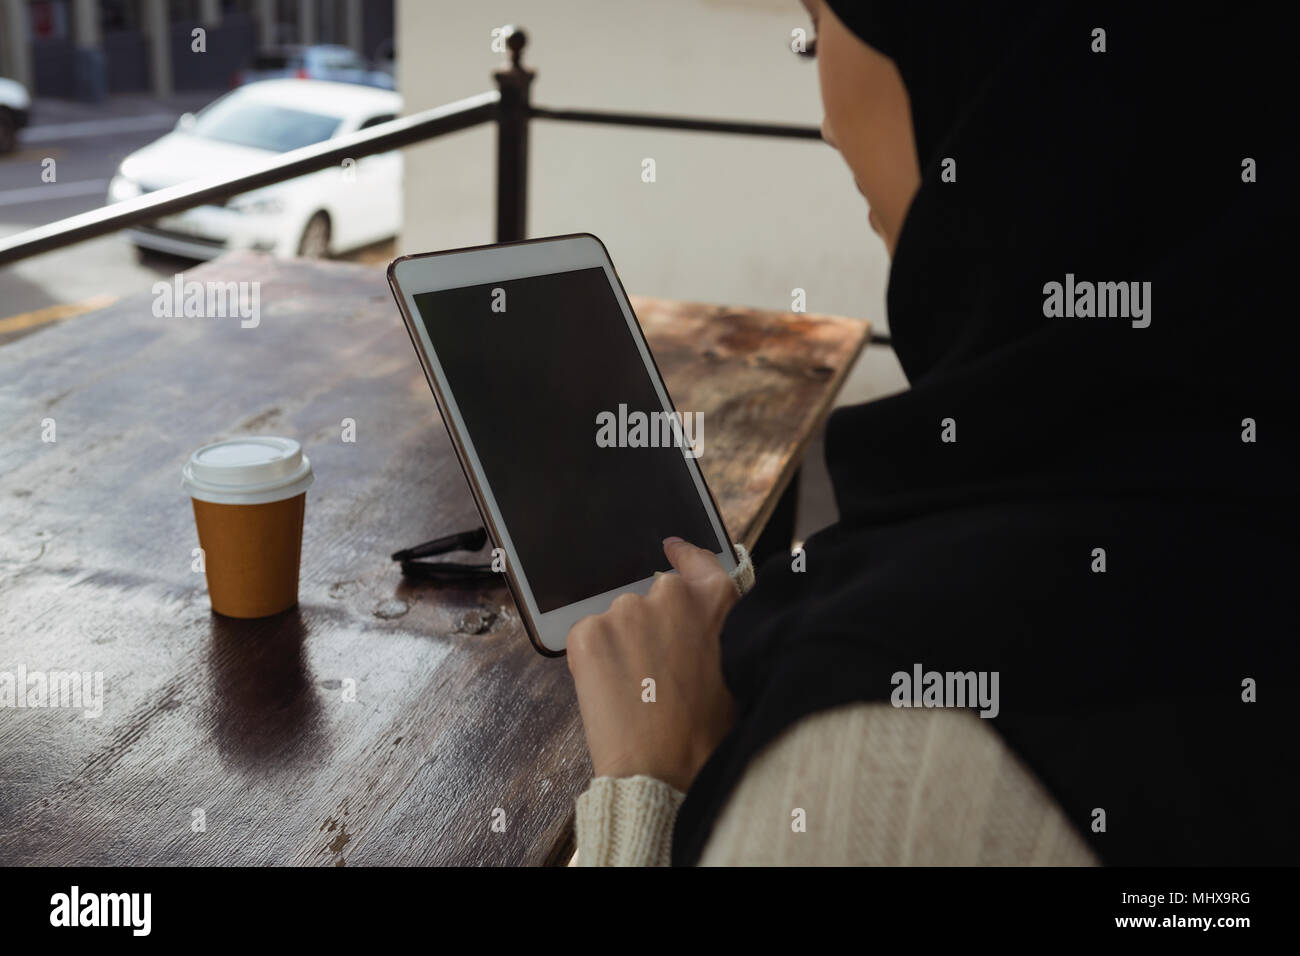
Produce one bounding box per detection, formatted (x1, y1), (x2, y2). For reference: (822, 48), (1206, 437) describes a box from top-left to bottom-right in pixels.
(297, 212), (331, 259)
(0, 110), (17, 154)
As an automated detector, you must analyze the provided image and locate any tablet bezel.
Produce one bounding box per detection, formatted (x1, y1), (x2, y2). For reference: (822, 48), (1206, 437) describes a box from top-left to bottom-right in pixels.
(387, 233), (737, 656)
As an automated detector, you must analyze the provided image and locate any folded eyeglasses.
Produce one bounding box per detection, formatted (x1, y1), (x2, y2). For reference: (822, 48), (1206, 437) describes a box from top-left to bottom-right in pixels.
(390, 527), (497, 583)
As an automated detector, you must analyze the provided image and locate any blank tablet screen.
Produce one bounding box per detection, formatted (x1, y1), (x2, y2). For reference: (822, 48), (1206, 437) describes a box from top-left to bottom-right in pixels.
(412, 267), (725, 612)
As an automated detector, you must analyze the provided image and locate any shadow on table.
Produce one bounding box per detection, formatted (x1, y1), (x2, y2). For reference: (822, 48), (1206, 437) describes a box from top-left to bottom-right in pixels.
(205, 606), (331, 772)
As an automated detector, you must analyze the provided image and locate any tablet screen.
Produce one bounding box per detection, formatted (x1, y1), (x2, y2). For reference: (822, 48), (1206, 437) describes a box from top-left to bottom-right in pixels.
(412, 267), (726, 612)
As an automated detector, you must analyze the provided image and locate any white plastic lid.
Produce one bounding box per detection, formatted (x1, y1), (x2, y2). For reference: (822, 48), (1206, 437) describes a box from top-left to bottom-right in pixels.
(182, 436), (314, 505)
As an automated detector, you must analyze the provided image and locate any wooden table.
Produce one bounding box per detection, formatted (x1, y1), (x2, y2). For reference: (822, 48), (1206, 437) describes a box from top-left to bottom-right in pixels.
(0, 251), (867, 865)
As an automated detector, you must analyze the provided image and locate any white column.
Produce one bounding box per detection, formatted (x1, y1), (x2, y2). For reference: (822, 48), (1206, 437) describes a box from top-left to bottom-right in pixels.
(298, 0), (316, 45)
(199, 0), (222, 27)
(142, 0), (172, 97)
(1, 0), (33, 90)
(256, 0), (278, 50)
(344, 0), (363, 55)
(72, 0), (101, 47)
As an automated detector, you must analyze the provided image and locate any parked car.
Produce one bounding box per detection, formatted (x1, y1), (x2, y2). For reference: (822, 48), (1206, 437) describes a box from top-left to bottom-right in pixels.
(234, 44), (394, 90)
(0, 75), (32, 154)
(107, 79), (402, 260)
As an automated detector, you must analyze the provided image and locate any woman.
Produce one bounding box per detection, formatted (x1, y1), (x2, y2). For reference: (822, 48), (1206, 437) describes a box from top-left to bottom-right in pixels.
(567, 0), (1295, 865)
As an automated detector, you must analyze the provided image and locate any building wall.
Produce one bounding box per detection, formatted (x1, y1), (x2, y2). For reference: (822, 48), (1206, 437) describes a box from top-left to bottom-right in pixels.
(395, 0), (892, 334)
(170, 10), (257, 90)
(4, 0), (394, 98)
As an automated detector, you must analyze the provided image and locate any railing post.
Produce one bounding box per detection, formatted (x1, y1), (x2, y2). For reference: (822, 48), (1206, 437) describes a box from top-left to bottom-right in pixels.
(493, 27), (534, 243)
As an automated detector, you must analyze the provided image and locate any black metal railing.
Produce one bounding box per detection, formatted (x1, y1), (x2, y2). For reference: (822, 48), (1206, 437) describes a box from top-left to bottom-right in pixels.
(0, 91), (500, 265)
(0, 28), (825, 266)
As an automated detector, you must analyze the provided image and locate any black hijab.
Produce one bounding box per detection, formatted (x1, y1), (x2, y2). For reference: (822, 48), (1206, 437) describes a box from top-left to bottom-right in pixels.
(672, 2), (1297, 865)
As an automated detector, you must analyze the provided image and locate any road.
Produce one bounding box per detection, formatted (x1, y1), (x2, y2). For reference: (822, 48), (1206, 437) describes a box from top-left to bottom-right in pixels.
(0, 92), (390, 346)
(0, 93), (215, 344)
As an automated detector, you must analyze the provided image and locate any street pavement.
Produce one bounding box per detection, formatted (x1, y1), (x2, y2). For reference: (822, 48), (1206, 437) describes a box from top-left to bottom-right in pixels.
(0, 90), (391, 346)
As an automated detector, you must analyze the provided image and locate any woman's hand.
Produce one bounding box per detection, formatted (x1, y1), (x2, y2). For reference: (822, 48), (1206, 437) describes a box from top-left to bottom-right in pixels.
(566, 537), (740, 793)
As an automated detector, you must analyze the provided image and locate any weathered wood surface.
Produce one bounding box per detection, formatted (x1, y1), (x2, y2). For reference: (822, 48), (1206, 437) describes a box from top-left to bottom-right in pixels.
(0, 251), (867, 866)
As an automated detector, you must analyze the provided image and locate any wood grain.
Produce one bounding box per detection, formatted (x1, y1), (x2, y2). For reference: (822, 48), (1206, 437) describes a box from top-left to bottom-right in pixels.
(0, 251), (866, 865)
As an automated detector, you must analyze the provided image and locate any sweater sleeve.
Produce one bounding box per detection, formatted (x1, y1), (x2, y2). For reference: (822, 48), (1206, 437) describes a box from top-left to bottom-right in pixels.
(574, 775), (685, 866)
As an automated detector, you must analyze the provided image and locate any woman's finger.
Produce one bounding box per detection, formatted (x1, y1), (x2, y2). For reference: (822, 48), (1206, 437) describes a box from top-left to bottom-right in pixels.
(662, 536), (728, 585)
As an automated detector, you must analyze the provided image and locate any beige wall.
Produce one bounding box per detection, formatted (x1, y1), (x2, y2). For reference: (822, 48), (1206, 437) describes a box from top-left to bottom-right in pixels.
(395, 0), (894, 334)
(396, 1), (908, 535)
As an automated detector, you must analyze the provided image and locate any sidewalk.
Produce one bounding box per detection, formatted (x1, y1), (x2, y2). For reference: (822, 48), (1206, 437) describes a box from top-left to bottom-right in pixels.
(27, 91), (221, 124)
(22, 91), (222, 144)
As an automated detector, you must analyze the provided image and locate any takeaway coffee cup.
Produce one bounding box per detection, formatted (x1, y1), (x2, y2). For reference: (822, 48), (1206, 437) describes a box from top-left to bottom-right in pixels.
(182, 436), (314, 618)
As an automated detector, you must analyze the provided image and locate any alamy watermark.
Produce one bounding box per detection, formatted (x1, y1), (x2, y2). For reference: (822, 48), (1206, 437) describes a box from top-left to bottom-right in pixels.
(1042, 273), (1151, 328)
(596, 403), (704, 458)
(50, 886), (150, 936)
(152, 273), (260, 328)
(1, 666), (103, 718)
(890, 663), (1000, 719)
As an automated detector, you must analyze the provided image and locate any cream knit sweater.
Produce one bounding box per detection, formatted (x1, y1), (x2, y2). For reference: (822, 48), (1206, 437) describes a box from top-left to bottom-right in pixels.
(574, 700), (1098, 866)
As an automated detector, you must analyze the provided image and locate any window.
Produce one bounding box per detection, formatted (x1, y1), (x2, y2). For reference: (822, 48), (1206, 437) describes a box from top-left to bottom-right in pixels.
(190, 96), (343, 152)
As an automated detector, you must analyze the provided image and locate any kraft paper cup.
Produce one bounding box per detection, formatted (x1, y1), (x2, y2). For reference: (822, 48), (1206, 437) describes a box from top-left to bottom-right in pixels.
(182, 437), (314, 619)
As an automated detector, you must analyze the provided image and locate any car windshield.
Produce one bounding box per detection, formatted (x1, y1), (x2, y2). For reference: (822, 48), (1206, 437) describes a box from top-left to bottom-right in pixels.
(312, 50), (365, 68)
(189, 96), (342, 152)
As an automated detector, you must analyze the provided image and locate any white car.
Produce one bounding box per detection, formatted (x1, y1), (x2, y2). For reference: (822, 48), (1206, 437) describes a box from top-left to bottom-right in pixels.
(107, 80), (402, 260)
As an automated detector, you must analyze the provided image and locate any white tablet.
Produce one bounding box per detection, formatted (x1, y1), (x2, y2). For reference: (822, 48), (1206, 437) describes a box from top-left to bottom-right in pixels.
(387, 233), (737, 655)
